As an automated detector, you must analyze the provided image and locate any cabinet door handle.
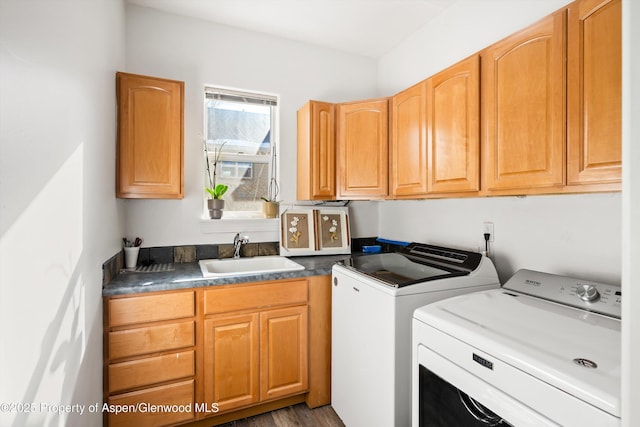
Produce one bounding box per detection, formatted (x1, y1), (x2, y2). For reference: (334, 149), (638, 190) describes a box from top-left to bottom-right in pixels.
(352, 286), (360, 292)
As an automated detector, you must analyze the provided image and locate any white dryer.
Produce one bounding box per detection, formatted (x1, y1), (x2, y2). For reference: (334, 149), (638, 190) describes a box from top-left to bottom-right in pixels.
(412, 269), (621, 426)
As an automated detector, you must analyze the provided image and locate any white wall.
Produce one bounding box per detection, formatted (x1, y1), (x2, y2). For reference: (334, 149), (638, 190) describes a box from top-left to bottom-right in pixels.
(379, 194), (620, 284)
(123, 5), (380, 246)
(0, 0), (126, 426)
(376, 0), (621, 284)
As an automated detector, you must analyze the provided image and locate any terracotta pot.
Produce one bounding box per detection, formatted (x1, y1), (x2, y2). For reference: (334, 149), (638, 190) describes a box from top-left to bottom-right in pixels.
(207, 199), (225, 219)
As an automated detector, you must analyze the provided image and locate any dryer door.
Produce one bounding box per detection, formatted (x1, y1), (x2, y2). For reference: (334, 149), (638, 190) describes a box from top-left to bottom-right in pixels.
(414, 343), (558, 427)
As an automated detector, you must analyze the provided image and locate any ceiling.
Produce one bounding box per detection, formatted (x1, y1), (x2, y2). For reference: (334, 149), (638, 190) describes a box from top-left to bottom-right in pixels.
(127, 0), (458, 58)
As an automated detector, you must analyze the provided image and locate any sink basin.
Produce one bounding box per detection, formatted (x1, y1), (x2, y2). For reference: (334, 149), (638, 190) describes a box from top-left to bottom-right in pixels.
(199, 256), (305, 278)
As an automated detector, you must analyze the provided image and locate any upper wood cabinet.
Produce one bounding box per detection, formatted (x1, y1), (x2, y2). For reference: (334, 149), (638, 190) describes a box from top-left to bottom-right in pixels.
(296, 0), (621, 201)
(390, 81), (428, 197)
(567, 0), (621, 187)
(427, 54), (481, 194)
(297, 101), (336, 200)
(337, 98), (389, 199)
(482, 10), (566, 193)
(116, 72), (184, 199)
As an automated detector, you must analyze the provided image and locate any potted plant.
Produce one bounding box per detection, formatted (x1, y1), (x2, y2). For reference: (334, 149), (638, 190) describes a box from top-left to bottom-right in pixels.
(261, 176), (280, 218)
(206, 184), (228, 219)
(204, 141), (229, 219)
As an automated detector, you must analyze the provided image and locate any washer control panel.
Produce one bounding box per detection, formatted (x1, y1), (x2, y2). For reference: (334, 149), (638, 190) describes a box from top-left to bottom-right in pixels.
(503, 269), (621, 318)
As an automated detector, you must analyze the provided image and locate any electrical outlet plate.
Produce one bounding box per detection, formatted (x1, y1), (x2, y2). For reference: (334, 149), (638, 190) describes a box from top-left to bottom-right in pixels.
(483, 222), (495, 242)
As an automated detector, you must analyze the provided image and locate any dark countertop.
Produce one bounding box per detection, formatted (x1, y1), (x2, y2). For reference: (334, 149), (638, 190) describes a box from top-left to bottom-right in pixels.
(102, 254), (351, 297)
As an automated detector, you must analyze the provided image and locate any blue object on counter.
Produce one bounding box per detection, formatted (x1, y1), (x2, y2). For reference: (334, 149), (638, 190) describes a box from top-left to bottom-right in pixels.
(362, 245), (382, 254)
(376, 238), (410, 247)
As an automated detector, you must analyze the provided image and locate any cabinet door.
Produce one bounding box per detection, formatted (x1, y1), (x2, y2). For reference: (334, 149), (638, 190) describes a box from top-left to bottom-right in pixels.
(337, 99), (389, 199)
(203, 314), (259, 412)
(567, 0), (621, 186)
(259, 306), (308, 401)
(390, 82), (428, 197)
(297, 101), (336, 200)
(482, 11), (566, 193)
(427, 55), (480, 194)
(116, 72), (184, 199)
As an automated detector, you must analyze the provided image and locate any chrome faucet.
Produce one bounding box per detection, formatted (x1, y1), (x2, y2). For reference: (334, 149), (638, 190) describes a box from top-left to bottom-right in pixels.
(233, 233), (249, 259)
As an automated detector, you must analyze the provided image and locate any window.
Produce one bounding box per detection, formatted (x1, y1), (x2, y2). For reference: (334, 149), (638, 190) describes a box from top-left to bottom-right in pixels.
(204, 87), (278, 217)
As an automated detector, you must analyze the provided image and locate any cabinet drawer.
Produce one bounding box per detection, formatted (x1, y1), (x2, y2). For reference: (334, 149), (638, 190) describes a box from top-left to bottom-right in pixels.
(108, 321), (195, 360)
(108, 291), (195, 327)
(204, 280), (308, 315)
(107, 380), (195, 427)
(108, 350), (195, 394)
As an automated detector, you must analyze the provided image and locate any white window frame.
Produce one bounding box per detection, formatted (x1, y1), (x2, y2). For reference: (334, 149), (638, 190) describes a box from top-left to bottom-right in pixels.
(201, 85), (280, 236)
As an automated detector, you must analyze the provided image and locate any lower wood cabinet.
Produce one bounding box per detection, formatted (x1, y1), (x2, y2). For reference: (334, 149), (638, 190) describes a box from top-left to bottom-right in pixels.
(104, 290), (197, 427)
(203, 282), (309, 415)
(104, 275), (330, 427)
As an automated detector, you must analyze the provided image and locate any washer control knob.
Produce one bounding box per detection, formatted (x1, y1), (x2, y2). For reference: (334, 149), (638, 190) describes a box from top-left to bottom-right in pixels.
(576, 284), (600, 302)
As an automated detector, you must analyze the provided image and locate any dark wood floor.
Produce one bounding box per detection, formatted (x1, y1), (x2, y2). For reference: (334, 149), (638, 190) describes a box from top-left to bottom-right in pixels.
(217, 404), (345, 427)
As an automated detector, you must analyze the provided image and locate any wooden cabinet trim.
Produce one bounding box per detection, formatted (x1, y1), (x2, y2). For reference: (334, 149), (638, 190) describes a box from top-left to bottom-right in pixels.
(304, 275), (332, 408)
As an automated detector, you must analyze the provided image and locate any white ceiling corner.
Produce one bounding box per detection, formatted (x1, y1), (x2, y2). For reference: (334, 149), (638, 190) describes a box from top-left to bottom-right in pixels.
(126, 0), (458, 58)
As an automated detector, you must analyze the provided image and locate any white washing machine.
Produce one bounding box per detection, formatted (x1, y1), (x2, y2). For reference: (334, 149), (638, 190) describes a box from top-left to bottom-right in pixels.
(412, 269), (621, 427)
(331, 243), (500, 427)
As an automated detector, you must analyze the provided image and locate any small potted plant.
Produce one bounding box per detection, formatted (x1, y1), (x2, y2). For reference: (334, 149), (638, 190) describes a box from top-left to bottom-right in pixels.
(206, 184), (228, 219)
(204, 141), (229, 219)
(261, 176), (280, 218)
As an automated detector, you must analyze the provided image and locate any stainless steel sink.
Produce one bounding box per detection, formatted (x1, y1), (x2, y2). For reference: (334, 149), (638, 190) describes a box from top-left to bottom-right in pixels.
(199, 256), (305, 278)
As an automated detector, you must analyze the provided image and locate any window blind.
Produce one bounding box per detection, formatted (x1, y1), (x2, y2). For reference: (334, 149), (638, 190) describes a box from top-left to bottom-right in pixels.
(205, 87), (278, 106)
